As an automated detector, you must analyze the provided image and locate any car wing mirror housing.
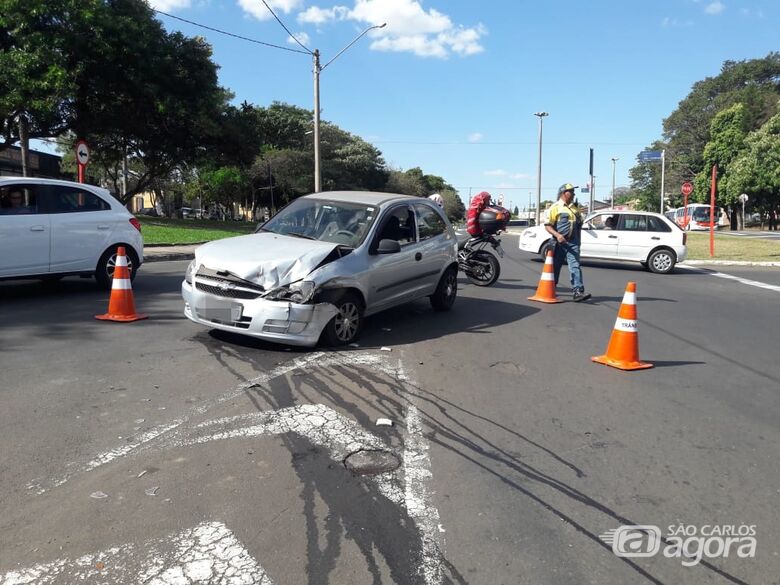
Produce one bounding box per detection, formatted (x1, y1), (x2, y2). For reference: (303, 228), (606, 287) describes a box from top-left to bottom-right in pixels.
(377, 239), (401, 254)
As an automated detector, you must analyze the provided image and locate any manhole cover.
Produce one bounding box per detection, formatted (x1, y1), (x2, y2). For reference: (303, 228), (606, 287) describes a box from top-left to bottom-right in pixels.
(343, 449), (401, 476)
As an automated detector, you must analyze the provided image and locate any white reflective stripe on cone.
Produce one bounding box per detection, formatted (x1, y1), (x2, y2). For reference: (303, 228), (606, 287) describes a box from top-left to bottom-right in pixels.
(545, 256), (554, 264)
(622, 291), (637, 305)
(613, 318), (638, 332)
(116, 255), (128, 268)
(541, 272), (554, 281)
(112, 278), (132, 290)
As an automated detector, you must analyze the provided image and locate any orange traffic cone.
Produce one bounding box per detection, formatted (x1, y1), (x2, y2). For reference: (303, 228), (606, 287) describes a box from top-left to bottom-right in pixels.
(528, 249), (561, 303)
(95, 247), (147, 322)
(592, 282), (652, 370)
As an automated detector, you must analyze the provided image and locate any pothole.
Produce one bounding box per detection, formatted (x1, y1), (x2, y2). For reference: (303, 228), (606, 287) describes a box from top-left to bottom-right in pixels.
(343, 449), (401, 476)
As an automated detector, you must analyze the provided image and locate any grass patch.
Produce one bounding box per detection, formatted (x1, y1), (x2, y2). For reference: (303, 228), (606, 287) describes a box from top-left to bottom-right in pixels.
(686, 232), (780, 262)
(137, 215), (255, 245)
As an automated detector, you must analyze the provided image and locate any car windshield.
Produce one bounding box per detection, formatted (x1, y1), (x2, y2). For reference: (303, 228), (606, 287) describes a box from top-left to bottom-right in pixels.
(692, 207), (713, 221)
(258, 198), (378, 248)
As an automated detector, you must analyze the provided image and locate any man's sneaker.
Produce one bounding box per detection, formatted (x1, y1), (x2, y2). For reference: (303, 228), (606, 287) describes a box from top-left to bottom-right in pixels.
(573, 291), (591, 302)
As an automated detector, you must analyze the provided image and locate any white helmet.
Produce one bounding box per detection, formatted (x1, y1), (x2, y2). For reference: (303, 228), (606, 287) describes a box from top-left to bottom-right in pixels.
(428, 193), (444, 208)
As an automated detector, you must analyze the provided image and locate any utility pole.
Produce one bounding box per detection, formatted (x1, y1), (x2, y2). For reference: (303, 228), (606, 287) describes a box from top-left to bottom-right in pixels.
(534, 112), (549, 225)
(313, 50), (321, 192)
(611, 157), (619, 208)
(312, 23), (386, 193)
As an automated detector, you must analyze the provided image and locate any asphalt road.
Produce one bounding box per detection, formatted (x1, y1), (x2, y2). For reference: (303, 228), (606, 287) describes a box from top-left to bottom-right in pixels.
(1, 242), (778, 585)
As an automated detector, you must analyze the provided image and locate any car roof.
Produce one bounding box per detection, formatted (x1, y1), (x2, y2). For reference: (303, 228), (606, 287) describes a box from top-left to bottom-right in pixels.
(588, 209), (668, 219)
(303, 190), (419, 206)
(0, 176), (111, 195)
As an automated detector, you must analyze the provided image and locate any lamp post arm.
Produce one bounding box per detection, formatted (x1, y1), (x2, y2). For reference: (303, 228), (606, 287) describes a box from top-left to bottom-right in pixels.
(321, 23), (386, 70)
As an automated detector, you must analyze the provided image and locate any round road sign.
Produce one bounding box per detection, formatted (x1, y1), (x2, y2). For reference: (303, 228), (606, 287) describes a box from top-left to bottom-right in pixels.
(75, 140), (90, 166)
(681, 182), (693, 196)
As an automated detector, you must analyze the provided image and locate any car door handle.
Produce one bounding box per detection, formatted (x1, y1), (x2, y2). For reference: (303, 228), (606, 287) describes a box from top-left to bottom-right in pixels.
(29, 225), (46, 232)
(608, 235), (618, 239)
(97, 225), (110, 230)
(415, 252), (423, 261)
(651, 236), (660, 240)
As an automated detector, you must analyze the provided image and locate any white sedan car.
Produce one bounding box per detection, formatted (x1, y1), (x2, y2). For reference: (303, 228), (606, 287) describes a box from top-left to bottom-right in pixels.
(518, 210), (687, 274)
(0, 177), (144, 287)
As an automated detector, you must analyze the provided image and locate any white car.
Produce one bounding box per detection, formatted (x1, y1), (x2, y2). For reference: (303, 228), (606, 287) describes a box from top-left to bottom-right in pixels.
(0, 177), (144, 288)
(518, 210), (687, 274)
(182, 191), (459, 347)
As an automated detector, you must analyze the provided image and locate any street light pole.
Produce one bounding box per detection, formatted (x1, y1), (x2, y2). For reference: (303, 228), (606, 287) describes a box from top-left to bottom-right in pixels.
(312, 23), (386, 193)
(611, 157), (619, 208)
(534, 112), (548, 225)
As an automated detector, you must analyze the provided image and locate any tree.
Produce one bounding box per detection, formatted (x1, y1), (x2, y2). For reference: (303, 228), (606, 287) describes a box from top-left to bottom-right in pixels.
(441, 189), (465, 222)
(1, 0), (226, 199)
(728, 107), (780, 229)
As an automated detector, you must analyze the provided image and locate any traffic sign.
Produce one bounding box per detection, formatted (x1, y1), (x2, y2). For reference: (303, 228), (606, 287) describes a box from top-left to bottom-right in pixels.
(638, 150), (663, 162)
(681, 182), (693, 196)
(75, 140), (90, 166)
(739, 193), (749, 203)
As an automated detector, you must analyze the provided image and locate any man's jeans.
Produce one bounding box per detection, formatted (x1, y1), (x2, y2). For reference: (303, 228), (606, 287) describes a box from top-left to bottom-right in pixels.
(553, 241), (584, 293)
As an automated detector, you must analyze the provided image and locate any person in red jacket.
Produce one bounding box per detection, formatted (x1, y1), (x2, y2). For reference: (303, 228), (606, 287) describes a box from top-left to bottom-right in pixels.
(467, 191), (491, 236)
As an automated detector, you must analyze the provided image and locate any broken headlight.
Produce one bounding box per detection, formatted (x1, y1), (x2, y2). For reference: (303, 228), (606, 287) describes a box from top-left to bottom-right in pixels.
(265, 280), (316, 304)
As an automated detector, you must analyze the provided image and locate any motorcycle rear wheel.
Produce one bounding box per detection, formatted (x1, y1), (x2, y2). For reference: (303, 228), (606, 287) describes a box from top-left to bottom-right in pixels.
(465, 251), (500, 286)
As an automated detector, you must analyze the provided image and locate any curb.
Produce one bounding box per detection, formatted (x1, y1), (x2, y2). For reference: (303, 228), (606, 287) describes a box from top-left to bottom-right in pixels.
(145, 252), (195, 263)
(681, 260), (780, 267)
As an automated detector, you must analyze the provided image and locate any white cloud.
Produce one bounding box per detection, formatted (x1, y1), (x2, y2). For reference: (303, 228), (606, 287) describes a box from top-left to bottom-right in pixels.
(288, 31), (311, 46)
(704, 1), (725, 15)
(295, 0), (486, 58)
(238, 0), (304, 21)
(467, 132), (483, 143)
(298, 5), (349, 24)
(661, 16), (694, 27)
(149, 0), (192, 10)
(484, 169), (507, 176)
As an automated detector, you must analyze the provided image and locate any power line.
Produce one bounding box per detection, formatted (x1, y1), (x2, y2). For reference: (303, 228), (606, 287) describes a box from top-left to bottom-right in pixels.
(258, 0), (312, 54)
(153, 9), (310, 55)
(373, 141), (650, 146)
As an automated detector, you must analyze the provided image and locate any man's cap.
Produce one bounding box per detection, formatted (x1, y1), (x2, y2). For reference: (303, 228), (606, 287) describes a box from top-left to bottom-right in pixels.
(558, 183), (578, 195)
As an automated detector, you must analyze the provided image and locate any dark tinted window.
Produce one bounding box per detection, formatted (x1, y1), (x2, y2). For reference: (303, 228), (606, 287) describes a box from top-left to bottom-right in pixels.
(46, 186), (110, 213)
(0, 184), (40, 215)
(377, 205), (416, 245)
(647, 216), (672, 232)
(414, 204), (446, 241)
(618, 214), (647, 231)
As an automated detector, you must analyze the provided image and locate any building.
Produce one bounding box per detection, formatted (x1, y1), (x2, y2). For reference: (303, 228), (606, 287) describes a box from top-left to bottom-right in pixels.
(0, 145), (69, 179)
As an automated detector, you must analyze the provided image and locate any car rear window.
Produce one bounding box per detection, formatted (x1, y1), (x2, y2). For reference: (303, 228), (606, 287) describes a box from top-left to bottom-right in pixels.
(647, 216), (672, 232)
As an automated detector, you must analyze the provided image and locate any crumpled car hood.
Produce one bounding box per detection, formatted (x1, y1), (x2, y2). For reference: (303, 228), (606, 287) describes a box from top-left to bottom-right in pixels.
(195, 232), (340, 290)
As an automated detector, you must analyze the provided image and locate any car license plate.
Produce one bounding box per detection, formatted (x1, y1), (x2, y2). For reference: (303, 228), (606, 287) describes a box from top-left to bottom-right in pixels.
(197, 300), (242, 322)
(495, 245), (505, 258)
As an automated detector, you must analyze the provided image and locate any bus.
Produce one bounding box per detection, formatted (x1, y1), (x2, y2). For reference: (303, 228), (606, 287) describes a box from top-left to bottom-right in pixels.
(673, 204), (721, 231)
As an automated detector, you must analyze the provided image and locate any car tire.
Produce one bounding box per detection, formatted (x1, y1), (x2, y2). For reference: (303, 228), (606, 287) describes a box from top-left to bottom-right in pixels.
(323, 292), (363, 346)
(430, 267), (458, 311)
(647, 248), (676, 274)
(540, 240), (555, 261)
(95, 245), (139, 290)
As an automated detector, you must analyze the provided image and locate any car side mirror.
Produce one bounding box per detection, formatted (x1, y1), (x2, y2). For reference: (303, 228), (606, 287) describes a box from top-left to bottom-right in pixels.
(377, 239), (401, 254)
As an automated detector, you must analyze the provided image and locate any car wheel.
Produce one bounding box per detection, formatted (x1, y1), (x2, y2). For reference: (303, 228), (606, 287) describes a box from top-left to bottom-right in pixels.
(647, 248), (676, 274)
(324, 292), (363, 346)
(465, 251), (500, 286)
(95, 245), (138, 290)
(430, 267), (458, 311)
(540, 240), (555, 261)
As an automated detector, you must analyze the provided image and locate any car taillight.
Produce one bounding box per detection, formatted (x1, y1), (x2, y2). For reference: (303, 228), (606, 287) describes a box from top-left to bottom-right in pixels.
(129, 217), (142, 232)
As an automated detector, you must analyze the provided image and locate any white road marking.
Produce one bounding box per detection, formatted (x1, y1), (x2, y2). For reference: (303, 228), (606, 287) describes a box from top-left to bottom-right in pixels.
(686, 267), (780, 293)
(29, 352), (386, 494)
(0, 522), (272, 585)
(22, 351), (444, 584)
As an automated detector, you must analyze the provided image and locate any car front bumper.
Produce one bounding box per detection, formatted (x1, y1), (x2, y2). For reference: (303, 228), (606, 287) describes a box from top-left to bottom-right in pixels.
(182, 280), (338, 347)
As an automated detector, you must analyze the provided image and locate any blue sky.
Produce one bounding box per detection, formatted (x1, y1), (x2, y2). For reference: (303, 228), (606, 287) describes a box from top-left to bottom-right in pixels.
(148, 0), (777, 208)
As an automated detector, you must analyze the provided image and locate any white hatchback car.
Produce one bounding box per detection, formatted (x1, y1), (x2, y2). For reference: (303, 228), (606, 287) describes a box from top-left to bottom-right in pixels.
(518, 210), (687, 273)
(0, 177), (144, 287)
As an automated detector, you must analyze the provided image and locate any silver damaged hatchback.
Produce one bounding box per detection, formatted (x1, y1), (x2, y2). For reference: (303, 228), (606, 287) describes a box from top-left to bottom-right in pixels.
(181, 191), (459, 346)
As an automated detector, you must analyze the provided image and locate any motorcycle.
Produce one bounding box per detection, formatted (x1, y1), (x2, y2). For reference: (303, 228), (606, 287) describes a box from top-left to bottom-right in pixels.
(457, 232), (503, 286)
